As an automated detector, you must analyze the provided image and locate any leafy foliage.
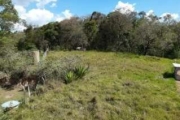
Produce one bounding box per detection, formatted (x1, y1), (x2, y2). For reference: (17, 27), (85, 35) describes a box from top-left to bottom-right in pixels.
(64, 64), (89, 83)
(74, 65), (89, 79)
(0, 0), (18, 35)
(64, 71), (76, 84)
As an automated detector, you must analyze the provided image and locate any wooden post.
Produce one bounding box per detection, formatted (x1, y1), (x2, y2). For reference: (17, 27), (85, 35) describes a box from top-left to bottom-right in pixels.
(33, 50), (40, 65)
(42, 48), (49, 61)
(27, 84), (31, 97)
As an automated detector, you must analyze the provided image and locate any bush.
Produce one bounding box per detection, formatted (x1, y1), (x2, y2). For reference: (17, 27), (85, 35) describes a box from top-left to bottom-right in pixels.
(0, 50), (33, 84)
(0, 51), (33, 73)
(17, 39), (37, 51)
(37, 55), (82, 82)
(0, 50), (89, 88)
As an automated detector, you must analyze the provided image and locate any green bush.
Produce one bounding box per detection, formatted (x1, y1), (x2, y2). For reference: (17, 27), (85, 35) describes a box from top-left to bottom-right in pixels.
(37, 55), (82, 82)
(17, 39), (37, 51)
(0, 50), (89, 87)
(0, 51), (33, 73)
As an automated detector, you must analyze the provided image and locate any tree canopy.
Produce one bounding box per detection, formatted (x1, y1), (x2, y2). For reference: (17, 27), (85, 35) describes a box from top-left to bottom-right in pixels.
(0, 0), (18, 35)
(17, 10), (180, 58)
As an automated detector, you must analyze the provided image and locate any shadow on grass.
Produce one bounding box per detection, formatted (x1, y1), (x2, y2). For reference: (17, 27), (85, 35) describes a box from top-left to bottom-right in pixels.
(163, 72), (174, 79)
(0, 86), (14, 91)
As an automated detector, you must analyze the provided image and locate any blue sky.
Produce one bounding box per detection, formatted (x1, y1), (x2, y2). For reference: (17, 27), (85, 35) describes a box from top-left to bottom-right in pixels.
(52, 0), (180, 16)
(49, 0), (118, 16)
(11, 0), (180, 30)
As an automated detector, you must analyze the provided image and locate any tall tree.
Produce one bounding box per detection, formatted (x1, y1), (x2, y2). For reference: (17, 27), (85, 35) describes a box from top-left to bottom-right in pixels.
(0, 0), (18, 36)
(41, 22), (61, 50)
(134, 19), (159, 55)
(96, 11), (132, 51)
(172, 22), (180, 58)
(90, 11), (105, 24)
(60, 17), (88, 50)
(83, 20), (98, 49)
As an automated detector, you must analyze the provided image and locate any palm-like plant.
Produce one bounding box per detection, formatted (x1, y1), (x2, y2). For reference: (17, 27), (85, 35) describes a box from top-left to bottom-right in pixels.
(64, 71), (76, 84)
(74, 65), (89, 79)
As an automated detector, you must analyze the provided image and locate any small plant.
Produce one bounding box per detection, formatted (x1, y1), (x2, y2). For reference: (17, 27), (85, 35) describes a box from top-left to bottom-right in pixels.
(74, 65), (89, 79)
(64, 71), (76, 84)
(63, 64), (89, 84)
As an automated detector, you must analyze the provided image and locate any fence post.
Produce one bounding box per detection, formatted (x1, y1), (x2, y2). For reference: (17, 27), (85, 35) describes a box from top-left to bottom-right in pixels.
(33, 50), (40, 65)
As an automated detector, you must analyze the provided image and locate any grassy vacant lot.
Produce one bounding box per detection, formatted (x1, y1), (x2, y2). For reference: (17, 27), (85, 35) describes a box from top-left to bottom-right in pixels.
(1, 51), (180, 120)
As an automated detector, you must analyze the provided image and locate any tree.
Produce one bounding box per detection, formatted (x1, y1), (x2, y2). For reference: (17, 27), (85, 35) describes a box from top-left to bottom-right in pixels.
(41, 22), (61, 50)
(172, 22), (180, 58)
(83, 20), (98, 49)
(163, 14), (177, 25)
(90, 11), (106, 24)
(17, 25), (37, 50)
(96, 11), (133, 51)
(0, 0), (18, 36)
(60, 17), (88, 50)
(133, 12), (161, 56)
(138, 11), (146, 19)
(134, 20), (158, 55)
(154, 23), (177, 58)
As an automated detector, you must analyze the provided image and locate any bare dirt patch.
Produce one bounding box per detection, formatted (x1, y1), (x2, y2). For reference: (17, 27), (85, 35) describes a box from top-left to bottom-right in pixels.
(0, 87), (23, 104)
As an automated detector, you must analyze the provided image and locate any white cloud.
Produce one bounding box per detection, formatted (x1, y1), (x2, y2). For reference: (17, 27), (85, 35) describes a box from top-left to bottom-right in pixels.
(62, 10), (73, 19)
(115, 1), (136, 14)
(14, 5), (27, 20)
(15, 5), (54, 26)
(13, 0), (57, 8)
(146, 10), (154, 16)
(14, 4), (73, 31)
(55, 10), (73, 22)
(13, 0), (73, 30)
(161, 13), (179, 20)
(13, 23), (27, 32)
(12, 0), (33, 7)
(35, 0), (57, 8)
(50, 3), (57, 8)
(26, 9), (54, 26)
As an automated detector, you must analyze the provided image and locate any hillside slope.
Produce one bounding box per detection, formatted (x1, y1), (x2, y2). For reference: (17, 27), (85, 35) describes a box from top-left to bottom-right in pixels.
(1, 51), (180, 120)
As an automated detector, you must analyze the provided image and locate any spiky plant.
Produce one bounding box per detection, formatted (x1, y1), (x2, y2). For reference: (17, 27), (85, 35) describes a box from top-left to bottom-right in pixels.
(64, 71), (76, 84)
(74, 65), (89, 79)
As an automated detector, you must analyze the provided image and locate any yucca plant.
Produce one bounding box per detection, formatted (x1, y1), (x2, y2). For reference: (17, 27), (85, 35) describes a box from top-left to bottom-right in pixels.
(74, 65), (89, 79)
(64, 71), (76, 84)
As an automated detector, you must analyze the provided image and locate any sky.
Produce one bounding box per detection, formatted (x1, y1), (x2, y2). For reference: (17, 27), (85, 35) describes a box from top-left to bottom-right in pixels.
(11, 0), (180, 31)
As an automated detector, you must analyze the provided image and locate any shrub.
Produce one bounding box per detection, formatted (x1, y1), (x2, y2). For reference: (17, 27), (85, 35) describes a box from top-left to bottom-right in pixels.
(0, 50), (88, 87)
(37, 55), (82, 82)
(0, 51), (33, 73)
(17, 39), (37, 51)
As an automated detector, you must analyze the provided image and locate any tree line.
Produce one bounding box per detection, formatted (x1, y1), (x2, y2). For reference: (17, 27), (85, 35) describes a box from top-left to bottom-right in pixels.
(0, 0), (180, 58)
(18, 10), (180, 58)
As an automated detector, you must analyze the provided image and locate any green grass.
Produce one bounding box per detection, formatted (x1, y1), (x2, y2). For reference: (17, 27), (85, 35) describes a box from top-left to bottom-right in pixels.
(1, 51), (180, 120)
